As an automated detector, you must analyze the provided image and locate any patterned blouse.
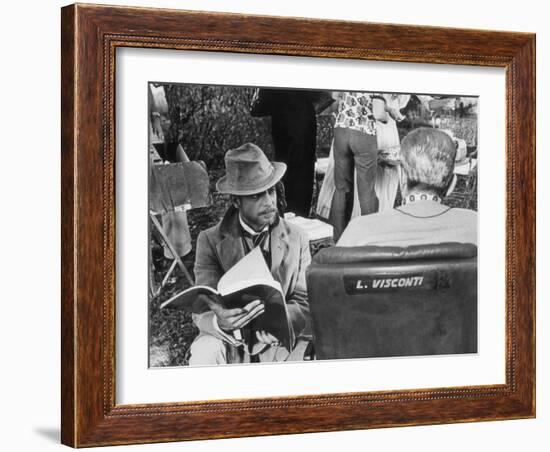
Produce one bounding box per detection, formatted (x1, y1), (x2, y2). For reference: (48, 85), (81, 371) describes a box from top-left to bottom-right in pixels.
(334, 91), (383, 135)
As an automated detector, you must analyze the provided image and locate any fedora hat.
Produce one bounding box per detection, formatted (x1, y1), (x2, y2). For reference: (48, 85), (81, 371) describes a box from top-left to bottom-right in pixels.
(216, 143), (287, 196)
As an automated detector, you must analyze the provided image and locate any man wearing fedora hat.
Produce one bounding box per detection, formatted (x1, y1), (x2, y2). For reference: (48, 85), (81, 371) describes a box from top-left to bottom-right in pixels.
(188, 143), (312, 365)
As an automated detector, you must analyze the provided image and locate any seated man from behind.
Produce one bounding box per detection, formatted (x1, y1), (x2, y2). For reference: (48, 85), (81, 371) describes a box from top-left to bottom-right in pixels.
(338, 127), (477, 247)
(189, 143), (311, 365)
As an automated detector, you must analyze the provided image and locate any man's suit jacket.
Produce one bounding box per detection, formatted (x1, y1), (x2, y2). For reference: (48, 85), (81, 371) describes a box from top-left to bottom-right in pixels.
(192, 206), (311, 343)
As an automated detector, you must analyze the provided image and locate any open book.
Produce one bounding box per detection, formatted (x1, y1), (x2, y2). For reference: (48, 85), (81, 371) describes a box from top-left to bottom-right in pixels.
(160, 247), (294, 351)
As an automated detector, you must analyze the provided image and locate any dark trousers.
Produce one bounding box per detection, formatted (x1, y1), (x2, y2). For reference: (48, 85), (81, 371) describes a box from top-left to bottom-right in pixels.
(270, 103), (317, 217)
(330, 128), (379, 241)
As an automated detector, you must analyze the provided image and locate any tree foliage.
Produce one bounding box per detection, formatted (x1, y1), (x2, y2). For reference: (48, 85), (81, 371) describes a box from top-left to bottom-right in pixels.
(163, 84), (275, 168)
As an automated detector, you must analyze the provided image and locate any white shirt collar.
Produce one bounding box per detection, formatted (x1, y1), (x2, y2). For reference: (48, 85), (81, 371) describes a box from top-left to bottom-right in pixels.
(238, 214), (269, 235)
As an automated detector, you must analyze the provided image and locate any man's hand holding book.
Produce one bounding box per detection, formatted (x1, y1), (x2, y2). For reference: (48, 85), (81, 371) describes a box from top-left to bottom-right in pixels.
(208, 298), (265, 332)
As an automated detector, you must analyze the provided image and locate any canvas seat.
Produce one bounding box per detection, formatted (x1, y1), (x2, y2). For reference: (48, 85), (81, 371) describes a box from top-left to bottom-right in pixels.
(149, 160), (210, 296)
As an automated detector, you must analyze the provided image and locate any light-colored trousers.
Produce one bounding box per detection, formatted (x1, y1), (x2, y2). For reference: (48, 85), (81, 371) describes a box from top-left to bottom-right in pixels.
(189, 333), (291, 365)
(188, 333), (314, 365)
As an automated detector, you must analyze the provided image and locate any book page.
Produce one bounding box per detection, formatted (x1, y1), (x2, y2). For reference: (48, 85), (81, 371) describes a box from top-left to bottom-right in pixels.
(217, 247), (279, 294)
(159, 285), (218, 311)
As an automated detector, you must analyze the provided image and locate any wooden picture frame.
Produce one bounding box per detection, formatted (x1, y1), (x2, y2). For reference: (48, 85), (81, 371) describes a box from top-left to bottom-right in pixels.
(61, 3), (535, 447)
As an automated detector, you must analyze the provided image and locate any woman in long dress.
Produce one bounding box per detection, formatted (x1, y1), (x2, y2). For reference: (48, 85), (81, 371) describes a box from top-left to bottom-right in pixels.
(371, 93), (410, 213)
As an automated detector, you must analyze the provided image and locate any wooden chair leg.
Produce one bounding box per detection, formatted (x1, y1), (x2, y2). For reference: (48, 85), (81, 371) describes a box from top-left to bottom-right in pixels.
(149, 213), (195, 286)
(160, 259), (178, 289)
(149, 234), (159, 298)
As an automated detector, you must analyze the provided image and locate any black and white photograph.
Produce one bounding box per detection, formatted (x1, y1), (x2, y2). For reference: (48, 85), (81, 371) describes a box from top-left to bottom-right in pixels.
(148, 83), (479, 367)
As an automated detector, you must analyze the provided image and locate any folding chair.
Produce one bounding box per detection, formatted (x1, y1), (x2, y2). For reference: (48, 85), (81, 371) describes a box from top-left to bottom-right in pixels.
(149, 161), (210, 297)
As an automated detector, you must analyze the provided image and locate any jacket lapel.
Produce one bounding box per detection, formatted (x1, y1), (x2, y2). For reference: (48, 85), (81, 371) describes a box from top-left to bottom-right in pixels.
(270, 219), (289, 285)
(215, 206), (290, 281)
(216, 206), (246, 272)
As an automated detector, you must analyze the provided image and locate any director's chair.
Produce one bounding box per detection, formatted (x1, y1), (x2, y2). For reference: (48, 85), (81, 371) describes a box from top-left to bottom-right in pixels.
(149, 161), (210, 297)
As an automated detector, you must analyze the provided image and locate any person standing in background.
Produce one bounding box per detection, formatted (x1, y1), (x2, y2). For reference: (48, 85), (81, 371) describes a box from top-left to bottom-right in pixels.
(251, 89), (318, 217)
(329, 91), (389, 240)
(373, 93), (410, 212)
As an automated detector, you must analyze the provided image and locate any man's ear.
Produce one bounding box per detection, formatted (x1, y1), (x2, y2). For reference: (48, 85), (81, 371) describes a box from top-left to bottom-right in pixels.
(398, 168), (408, 194)
(445, 174), (458, 197)
(231, 196), (241, 209)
